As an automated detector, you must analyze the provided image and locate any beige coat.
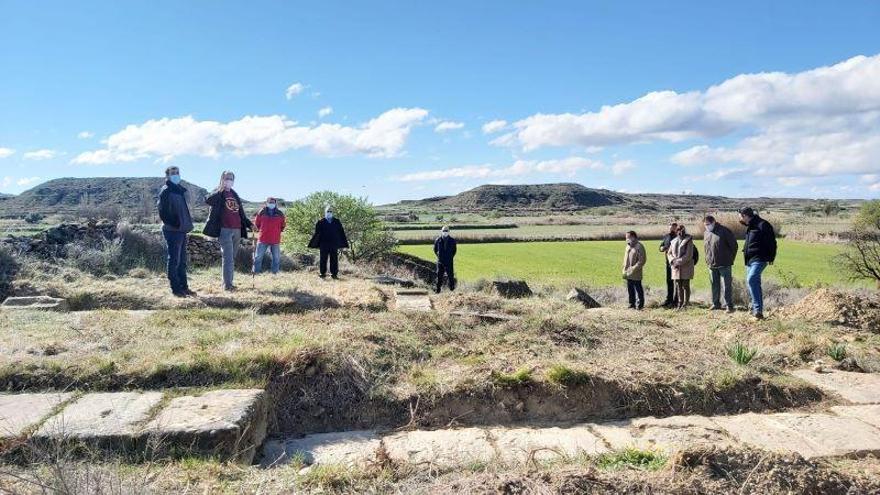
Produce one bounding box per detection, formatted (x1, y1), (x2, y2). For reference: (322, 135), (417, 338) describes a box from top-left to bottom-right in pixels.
(623, 241), (647, 281)
(667, 234), (695, 280)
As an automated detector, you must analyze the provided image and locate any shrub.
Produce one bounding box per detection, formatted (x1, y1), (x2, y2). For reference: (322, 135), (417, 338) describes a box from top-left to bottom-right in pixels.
(23, 212), (45, 224)
(64, 223), (167, 276)
(727, 342), (758, 366)
(284, 191), (397, 263)
(0, 244), (18, 300)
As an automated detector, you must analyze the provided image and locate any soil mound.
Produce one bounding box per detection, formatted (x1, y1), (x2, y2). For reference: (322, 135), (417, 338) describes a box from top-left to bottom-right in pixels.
(782, 288), (880, 333)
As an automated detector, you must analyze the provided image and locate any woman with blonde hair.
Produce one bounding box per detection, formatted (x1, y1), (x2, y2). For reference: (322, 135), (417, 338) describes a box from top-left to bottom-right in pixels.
(203, 171), (254, 291)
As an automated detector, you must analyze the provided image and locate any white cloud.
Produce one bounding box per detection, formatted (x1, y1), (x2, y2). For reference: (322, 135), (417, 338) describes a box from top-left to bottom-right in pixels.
(77, 131), (94, 139)
(0, 147), (14, 159)
(504, 54), (880, 179)
(395, 156), (606, 182)
(285, 82), (306, 100)
(73, 108), (429, 164)
(481, 119), (508, 134)
(17, 176), (40, 186)
(611, 160), (636, 175)
(434, 121), (465, 133)
(23, 149), (58, 160)
(318, 106), (333, 118)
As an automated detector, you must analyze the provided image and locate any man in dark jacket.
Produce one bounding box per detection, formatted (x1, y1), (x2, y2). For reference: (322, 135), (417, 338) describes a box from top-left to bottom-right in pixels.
(308, 205), (349, 279)
(433, 225), (457, 293)
(739, 207), (777, 319)
(703, 215), (738, 312)
(157, 166), (195, 297)
(658, 222), (679, 307)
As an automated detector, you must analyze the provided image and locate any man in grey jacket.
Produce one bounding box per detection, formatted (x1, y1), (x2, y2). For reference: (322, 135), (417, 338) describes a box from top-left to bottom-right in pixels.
(157, 166), (195, 297)
(703, 215), (737, 312)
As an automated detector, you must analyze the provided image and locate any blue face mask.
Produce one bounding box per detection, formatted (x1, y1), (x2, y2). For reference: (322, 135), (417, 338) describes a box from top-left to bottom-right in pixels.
(169, 174), (181, 185)
(267, 203), (276, 210)
(325, 212), (333, 221)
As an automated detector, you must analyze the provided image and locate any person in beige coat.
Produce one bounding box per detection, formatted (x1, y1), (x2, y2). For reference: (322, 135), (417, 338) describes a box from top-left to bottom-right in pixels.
(623, 231), (647, 309)
(666, 224), (695, 309)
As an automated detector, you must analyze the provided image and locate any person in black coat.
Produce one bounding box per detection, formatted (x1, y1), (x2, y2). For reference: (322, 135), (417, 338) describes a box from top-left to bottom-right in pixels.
(308, 205), (349, 279)
(433, 225), (457, 293)
(739, 207), (777, 319)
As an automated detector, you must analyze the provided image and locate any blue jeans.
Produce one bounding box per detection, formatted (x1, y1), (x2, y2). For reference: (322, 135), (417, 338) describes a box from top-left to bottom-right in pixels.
(746, 261), (768, 314)
(253, 242), (281, 274)
(163, 229), (188, 293)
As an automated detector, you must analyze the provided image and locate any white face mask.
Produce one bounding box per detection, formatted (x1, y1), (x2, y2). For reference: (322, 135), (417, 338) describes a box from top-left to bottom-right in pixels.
(441, 231), (449, 237)
(267, 203), (276, 209)
(224, 179), (234, 189)
(705, 223), (715, 232)
(627, 238), (636, 246)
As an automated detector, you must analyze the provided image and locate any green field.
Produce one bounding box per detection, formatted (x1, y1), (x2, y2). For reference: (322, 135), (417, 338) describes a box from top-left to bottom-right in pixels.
(398, 239), (857, 289)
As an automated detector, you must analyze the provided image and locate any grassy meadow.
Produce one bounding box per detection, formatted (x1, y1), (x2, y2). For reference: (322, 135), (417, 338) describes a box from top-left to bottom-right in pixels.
(398, 239), (856, 289)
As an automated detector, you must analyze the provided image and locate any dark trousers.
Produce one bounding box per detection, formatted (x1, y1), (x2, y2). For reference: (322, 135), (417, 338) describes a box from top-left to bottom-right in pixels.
(664, 261), (678, 305)
(163, 230), (188, 293)
(626, 279), (644, 309)
(436, 262), (455, 292)
(319, 248), (339, 277)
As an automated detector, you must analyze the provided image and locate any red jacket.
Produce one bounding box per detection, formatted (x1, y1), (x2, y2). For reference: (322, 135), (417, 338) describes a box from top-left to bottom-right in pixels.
(254, 209), (286, 245)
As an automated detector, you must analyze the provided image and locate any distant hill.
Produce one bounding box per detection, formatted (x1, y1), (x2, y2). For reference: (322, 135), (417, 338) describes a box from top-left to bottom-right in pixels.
(398, 183), (628, 211)
(0, 177), (212, 220)
(389, 182), (836, 213)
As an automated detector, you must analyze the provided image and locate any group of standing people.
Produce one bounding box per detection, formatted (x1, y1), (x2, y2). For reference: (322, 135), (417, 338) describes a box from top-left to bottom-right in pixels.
(158, 165), (778, 318)
(157, 167), (348, 296)
(625, 208), (777, 319)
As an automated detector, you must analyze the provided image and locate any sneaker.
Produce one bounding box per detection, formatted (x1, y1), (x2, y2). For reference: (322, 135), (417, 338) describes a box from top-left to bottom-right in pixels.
(224, 286), (237, 292)
(319, 274), (327, 279)
(331, 275), (339, 280)
(753, 312), (765, 320)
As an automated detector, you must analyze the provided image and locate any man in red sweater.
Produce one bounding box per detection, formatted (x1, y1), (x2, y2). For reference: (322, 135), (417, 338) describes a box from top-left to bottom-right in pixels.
(252, 197), (286, 274)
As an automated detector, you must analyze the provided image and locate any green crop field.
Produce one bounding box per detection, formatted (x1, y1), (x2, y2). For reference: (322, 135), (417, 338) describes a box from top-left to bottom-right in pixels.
(398, 239), (860, 289)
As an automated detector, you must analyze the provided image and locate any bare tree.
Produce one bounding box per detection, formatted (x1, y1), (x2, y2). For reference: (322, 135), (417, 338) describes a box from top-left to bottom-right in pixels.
(840, 231), (880, 288)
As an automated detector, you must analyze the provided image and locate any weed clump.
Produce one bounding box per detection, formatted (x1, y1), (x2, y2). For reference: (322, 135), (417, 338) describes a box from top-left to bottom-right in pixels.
(596, 448), (667, 471)
(826, 342), (847, 361)
(546, 364), (590, 386)
(727, 342), (758, 366)
(490, 368), (533, 387)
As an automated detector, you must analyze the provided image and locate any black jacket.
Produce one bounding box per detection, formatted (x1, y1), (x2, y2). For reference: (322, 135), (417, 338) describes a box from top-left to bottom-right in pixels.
(742, 215), (777, 265)
(203, 189), (253, 239)
(308, 217), (349, 250)
(157, 181), (194, 233)
(433, 236), (457, 265)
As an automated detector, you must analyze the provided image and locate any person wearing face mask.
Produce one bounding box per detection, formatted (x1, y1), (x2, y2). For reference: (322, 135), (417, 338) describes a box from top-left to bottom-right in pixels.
(658, 222), (679, 308)
(739, 207), (777, 320)
(702, 215), (738, 313)
(157, 166), (195, 298)
(622, 231), (646, 310)
(666, 224), (695, 310)
(307, 205), (349, 279)
(204, 171), (255, 291)
(252, 197), (286, 275)
(433, 225), (457, 293)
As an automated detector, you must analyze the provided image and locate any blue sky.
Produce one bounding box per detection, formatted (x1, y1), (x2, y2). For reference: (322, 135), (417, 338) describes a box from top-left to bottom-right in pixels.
(1, 1), (879, 203)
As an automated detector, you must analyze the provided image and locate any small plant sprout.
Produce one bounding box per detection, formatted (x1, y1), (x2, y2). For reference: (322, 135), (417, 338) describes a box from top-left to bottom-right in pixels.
(727, 342), (758, 366)
(827, 342), (847, 361)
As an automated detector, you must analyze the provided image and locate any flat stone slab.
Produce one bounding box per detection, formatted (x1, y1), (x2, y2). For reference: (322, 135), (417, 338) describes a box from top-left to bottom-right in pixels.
(145, 389), (267, 463)
(489, 425), (608, 464)
(717, 412), (880, 459)
(792, 369), (880, 404)
(36, 391), (162, 439)
(594, 415), (732, 454)
(383, 427), (495, 467)
(394, 289), (433, 312)
(0, 393), (73, 438)
(1, 296), (69, 312)
(261, 430), (381, 468)
(831, 405), (880, 429)
(450, 310), (521, 323)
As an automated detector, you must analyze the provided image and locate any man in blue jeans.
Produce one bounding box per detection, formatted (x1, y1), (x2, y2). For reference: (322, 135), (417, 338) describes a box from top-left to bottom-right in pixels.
(739, 207), (777, 320)
(157, 166), (195, 297)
